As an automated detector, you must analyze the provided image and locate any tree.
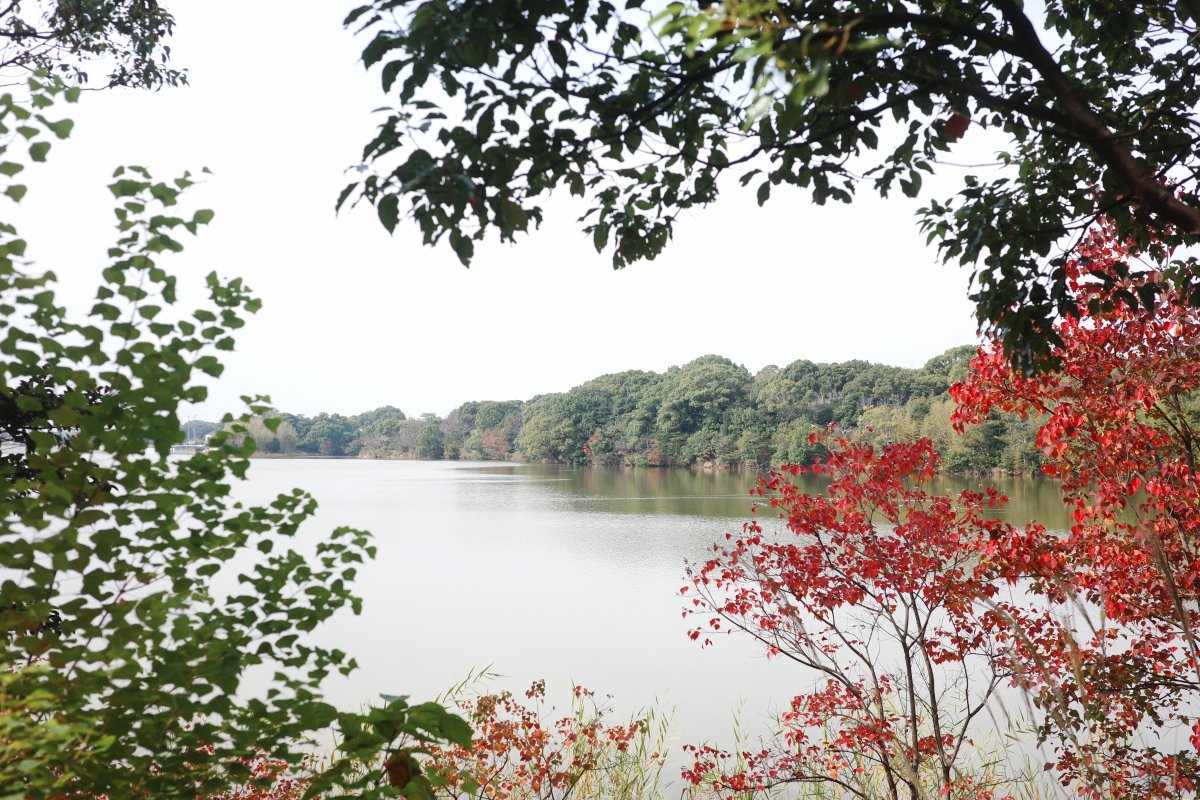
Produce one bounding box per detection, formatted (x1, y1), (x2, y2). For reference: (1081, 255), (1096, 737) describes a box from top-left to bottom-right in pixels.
(278, 411), (315, 444)
(0, 80), (468, 799)
(355, 404), (408, 435)
(274, 419), (298, 453)
(515, 407), (571, 462)
(756, 377), (808, 423)
(854, 402), (919, 444)
(343, 0), (1200, 369)
(921, 345), (978, 385)
(301, 412), (358, 456)
(685, 223), (1200, 798)
(473, 399), (520, 432)
(655, 356), (750, 463)
(479, 428), (510, 460)
(449, 400), (521, 460)
(240, 415), (293, 454)
(387, 416), (430, 455)
(949, 221), (1200, 795)
(684, 437), (1017, 799)
(0, 1), (185, 89)
(415, 423), (445, 459)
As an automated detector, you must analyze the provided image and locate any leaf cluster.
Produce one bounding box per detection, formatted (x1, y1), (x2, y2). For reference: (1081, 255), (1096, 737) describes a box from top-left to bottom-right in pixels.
(0, 78), (466, 799)
(0, 0), (185, 89)
(344, 0), (1200, 371)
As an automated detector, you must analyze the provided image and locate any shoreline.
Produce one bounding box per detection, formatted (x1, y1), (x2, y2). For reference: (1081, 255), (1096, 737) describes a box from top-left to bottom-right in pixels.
(247, 452), (1040, 479)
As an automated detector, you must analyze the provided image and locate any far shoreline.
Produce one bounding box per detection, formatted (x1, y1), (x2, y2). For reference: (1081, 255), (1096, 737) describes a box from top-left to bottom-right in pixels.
(246, 452), (1032, 479)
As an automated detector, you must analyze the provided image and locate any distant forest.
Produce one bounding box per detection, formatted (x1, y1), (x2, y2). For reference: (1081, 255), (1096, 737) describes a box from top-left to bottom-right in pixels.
(187, 346), (1045, 475)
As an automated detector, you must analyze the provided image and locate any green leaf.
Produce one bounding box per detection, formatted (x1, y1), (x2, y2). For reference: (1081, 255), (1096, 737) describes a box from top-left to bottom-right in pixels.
(44, 118), (74, 139)
(448, 229), (474, 265)
(110, 178), (148, 197)
(194, 355), (224, 377)
(378, 193), (400, 234)
(756, 181), (771, 206)
(437, 712), (473, 748)
(335, 182), (357, 212)
(382, 60), (405, 92)
(497, 198), (529, 233)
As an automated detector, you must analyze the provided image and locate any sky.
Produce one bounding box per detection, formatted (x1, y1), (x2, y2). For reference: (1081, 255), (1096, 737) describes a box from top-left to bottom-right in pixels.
(11, 0), (983, 419)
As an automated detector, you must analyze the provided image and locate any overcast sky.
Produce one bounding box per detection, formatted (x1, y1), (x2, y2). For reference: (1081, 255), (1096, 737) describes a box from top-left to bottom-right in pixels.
(12, 1), (983, 419)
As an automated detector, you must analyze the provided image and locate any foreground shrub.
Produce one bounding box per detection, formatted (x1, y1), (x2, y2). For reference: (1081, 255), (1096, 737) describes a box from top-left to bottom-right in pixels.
(0, 79), (468, 799)
(360, 679), (667, 800)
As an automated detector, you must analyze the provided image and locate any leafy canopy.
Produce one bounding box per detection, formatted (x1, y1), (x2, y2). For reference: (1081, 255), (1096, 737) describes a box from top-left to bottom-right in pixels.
(0, 78), (469, 799)
(0, 0), (185, 89)
(342, 0), (1200, 370)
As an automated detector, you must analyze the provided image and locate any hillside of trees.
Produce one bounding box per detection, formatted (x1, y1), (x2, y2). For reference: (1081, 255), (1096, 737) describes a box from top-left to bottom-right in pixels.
(201, 346), (1043, 475)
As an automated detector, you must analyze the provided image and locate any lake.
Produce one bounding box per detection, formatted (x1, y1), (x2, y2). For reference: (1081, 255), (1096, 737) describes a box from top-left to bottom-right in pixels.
(232, 459), (1070, 781)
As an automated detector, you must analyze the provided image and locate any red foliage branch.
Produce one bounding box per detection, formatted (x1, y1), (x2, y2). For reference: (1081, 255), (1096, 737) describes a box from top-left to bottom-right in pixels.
(682, 436), (1019, 799)
(419, 681), (647, 800)
(951, 221), (1200, 795)
(204, 753), (306, 800)
(683, 222), (1200, 798)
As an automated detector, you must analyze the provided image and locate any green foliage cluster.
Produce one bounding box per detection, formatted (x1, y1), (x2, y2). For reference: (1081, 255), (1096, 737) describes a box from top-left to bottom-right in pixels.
(243, 403), (523, 461)
(510, 348), (1036, 472)
(280, 407), (414, 457)
(342, 0), (1200, 371)
(0, 80), (469, 799)
(232, 346), (1042, 475)
(282, 410), (364, 457)
(0, 0), (185, 89)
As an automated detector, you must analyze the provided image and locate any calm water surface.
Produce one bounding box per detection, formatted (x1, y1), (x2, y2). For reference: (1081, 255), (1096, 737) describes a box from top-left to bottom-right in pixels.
(232, 460), (1068, 776)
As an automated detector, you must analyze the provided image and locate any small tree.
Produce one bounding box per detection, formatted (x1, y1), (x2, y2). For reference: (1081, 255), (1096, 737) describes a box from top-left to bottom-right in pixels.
(0, 80), (469, 799)
(416, 424), (446, 460)
(683, 436), (1014, 799)
(949, 222), (1200, 796)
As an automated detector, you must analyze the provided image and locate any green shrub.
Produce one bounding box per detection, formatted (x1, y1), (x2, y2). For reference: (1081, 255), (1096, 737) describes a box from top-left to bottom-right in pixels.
(0, 78), (467, 799)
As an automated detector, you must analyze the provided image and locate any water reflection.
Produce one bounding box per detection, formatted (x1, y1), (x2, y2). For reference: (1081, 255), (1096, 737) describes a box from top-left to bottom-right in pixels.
(511, 463), (1072, 530)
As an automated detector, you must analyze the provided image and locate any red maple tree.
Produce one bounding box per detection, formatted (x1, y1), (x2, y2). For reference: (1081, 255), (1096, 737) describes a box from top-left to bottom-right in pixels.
(684, 222), (1200, 799)
(951, 220), (1200, 796)
(682, 435), (1020, 799)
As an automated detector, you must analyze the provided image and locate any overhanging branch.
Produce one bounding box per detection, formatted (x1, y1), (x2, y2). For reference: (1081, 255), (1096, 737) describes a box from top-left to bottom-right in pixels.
(992, 0), (1200, 235)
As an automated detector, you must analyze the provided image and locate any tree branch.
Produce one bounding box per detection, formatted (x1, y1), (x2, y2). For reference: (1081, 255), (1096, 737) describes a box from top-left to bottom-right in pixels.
(991, 0), (1200, 235)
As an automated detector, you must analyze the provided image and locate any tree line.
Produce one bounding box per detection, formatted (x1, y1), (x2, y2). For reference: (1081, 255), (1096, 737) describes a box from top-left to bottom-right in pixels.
(205, 345), (1044, 475)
